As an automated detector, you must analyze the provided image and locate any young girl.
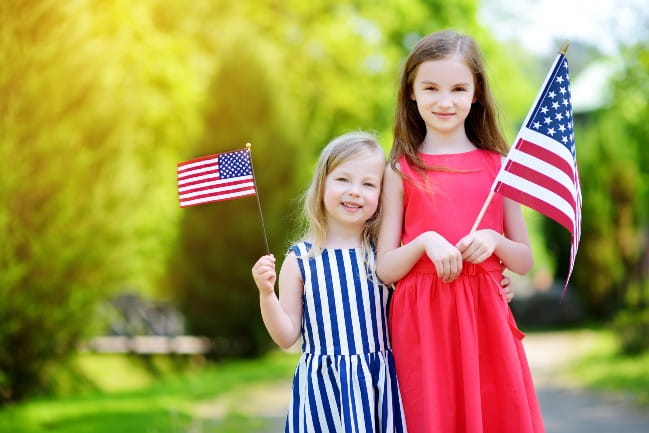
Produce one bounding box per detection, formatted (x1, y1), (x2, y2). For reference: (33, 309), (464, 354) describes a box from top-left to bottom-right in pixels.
(252, 131), (408, 433)
(376, 30), (545, 433)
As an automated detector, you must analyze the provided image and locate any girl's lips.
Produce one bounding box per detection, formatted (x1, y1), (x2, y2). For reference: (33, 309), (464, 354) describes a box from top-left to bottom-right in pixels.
(342, 202), (362, 211)
(433, 112), (454, 118)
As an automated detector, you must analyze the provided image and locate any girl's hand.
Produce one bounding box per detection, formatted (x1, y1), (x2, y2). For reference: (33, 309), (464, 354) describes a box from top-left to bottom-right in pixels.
(456, 229), (499, 264)
(501, 275), (514, 303)
(252, 254), (276, 295)
(422, 232), (463, 283)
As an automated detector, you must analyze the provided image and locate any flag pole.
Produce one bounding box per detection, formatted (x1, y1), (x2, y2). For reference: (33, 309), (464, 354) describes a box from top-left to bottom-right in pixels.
(469, 39), (571, 234)
(246, 142), (271, 255)
(470, 190), (495, 233)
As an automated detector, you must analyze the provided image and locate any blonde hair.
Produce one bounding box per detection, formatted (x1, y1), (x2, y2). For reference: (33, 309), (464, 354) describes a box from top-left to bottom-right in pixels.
(299, 131), (384, 262)
(391, 30), (508, 175)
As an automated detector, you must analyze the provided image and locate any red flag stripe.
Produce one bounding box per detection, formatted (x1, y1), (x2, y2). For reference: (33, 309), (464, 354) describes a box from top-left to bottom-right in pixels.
(177, 170), (220, 186)
(516, 138), (574, 179)
(495, 182), (573, 233)
(504, 161), (576, 212)
(179, 179), (255, 199)
(509, 139), (576, 190)
(180, 188), (257, 207)
(496, 170), (576, 226)
(178, 166), (219, 181)
(177, 155), (219, 172)
(178, 176), (248, 193)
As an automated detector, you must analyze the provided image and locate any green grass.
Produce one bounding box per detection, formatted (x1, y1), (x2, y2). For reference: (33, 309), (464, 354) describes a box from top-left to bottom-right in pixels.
(569, 328), (649, 405)
(0, 350), (299, 433)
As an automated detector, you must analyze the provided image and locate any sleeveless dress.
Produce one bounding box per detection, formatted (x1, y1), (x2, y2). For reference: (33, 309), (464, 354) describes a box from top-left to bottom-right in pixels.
(286, 242), (408, 433)
(389, 150), (545, 433)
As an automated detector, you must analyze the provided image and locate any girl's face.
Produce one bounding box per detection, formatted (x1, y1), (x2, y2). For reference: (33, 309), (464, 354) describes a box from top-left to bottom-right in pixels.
(410, 56), (476, 136)
(323, 151), (384, 234)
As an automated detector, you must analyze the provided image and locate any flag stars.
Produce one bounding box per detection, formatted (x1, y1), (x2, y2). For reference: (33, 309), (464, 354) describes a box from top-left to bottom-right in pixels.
(544, 116), (552, 124)
(559, 87), (567, 95)
(548, 90), (556, 99)
(558, 124), (566, 132)
(552, 101), (560, 109)
(547, 128), (556, 136)
(555, 112), (564, 121)
(556, 76), (564, 84)
(533, 121), (541, 129)
(541, 106), (549, 114)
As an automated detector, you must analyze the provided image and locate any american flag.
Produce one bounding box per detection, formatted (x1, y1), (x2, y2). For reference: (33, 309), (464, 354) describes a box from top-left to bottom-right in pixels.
(492, 51), (582, 285)
(177, 148), (257, 208)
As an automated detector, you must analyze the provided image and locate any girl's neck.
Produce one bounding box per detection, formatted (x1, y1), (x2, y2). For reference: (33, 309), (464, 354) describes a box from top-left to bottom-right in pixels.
(420, 130), (476, 155)
(324, 226), (363, 249)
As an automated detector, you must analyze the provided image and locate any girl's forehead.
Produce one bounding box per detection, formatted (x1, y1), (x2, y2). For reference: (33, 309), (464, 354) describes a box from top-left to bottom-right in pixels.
(415, 56), (473, 80)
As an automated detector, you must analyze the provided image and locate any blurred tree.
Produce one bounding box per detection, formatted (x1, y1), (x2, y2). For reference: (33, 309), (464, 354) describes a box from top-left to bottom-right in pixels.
(0, 0), (202, 401)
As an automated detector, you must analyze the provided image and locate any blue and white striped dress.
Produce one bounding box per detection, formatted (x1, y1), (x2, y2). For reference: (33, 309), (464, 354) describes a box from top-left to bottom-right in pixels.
(285, 242), (407, 433)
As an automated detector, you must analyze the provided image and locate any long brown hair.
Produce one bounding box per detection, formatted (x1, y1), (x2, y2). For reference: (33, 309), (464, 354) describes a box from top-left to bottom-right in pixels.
(390, 29), (508, 174)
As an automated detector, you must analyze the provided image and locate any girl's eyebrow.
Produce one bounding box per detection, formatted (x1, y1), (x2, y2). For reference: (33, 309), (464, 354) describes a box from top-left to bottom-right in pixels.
(418, 79), (472, 86)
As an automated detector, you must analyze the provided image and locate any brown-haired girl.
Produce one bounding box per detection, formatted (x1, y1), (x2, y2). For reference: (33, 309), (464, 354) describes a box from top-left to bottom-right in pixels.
(376, 30), (545, 433)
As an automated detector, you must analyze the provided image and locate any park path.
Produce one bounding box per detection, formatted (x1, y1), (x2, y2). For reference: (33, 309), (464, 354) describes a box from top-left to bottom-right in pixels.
(218, 331), (649, 433)
(525, 331), (649, 433)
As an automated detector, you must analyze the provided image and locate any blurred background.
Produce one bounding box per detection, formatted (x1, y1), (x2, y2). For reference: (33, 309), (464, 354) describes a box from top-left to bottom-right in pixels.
(1, 0), (648, 432)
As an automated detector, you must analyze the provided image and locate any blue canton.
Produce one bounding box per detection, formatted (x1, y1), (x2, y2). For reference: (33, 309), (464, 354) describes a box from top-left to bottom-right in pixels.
(526, 56), (575, 156)
(219, 150), (253, 179)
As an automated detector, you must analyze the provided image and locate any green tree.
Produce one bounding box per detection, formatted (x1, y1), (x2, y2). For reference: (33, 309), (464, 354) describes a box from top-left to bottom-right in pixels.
(0, 0), (202, 401)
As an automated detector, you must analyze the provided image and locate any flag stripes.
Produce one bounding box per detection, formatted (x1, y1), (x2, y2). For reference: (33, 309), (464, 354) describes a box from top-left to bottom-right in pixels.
(177, 149), (256, 207)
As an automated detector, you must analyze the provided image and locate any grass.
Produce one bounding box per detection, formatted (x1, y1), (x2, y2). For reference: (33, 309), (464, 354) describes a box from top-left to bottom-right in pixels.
(0, 350), (299, 433)
(568, 327), (649, 406)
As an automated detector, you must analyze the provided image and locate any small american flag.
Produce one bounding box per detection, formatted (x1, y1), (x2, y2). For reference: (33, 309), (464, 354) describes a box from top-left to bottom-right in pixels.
(493, 50), (582, 285)
(177, 148), (257, 208)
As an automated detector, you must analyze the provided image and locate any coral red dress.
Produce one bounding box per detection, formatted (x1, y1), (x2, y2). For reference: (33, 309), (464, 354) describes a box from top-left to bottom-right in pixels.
(389, 149), (545, 433)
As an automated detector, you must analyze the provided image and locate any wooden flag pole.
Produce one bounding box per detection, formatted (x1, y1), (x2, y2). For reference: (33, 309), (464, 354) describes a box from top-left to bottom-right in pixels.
(470, 190), (495, 233)
(246, 142), (270, 255)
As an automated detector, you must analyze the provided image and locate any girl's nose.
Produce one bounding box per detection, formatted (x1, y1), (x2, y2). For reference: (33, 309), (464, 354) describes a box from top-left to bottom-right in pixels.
(347, 183), (361, 196)
(437, 92), (452, 107)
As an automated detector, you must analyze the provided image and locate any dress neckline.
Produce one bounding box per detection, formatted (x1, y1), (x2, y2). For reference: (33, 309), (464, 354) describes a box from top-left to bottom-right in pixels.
(302, 241), (361, 251)
(418, 148), (480, 157)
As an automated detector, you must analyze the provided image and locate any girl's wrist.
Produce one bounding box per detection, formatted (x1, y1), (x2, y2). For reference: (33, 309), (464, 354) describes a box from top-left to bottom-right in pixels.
(259, 288), (276, 299)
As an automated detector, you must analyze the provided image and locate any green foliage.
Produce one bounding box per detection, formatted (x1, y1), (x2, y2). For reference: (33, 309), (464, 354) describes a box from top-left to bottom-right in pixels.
(0, 0), (202, 401)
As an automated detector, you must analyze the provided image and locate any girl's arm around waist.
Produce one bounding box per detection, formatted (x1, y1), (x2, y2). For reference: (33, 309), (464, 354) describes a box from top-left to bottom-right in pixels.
(252, 252), (303, 349)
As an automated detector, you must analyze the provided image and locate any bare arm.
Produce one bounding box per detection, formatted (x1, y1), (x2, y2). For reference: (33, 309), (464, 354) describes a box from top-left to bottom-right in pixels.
(376, 164), (463, 284)
(499, 197), (534, 274)
(251, 253), (303, 349)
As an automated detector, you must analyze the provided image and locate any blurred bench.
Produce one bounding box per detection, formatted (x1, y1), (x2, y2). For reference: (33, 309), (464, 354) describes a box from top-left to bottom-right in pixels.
(84, 336), (211, 354)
